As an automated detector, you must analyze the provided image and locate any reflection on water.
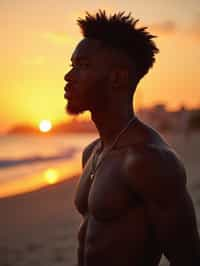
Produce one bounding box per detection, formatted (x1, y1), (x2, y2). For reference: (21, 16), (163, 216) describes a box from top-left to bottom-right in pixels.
(0, 155), (82, 198)
(44, 168), (59, 184)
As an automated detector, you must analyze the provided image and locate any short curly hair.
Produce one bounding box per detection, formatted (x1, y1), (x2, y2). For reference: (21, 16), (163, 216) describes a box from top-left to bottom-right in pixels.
(77, 10), (159, 81)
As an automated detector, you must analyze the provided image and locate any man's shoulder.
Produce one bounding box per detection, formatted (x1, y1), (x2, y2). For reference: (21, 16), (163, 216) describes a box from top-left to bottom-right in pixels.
(126, 120), (185, 177)
(82, 138), (100, 167)
(124, 141), (187, 195)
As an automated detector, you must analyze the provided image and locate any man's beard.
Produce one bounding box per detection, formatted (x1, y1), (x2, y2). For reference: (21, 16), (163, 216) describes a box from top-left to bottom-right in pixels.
(65, 101), (85, 115)
(65, 92), (108, 115)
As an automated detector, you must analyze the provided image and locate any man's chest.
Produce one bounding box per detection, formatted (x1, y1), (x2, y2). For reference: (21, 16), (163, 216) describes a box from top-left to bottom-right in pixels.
(74, 152), (141, 220)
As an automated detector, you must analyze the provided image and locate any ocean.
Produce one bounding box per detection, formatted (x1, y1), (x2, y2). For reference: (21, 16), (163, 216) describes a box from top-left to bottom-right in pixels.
(0, 133), (98, 198)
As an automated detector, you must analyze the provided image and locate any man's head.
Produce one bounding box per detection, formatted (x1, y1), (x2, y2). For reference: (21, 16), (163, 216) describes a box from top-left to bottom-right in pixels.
(64, 10), (159, 115)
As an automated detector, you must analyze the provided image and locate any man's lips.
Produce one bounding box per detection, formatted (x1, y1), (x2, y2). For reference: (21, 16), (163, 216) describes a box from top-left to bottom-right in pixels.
(64, 93), (68, 99)
(64, 84), (73, 99)
(64, 92), (72, 100)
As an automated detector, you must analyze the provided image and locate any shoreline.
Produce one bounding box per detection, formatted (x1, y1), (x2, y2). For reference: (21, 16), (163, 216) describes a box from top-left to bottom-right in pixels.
(0, 174), (78, 200)
(0, 155), (82, 199)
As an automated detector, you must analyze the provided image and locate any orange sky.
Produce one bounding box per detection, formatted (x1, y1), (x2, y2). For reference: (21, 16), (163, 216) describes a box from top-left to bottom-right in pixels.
(0, 0), (200, 133)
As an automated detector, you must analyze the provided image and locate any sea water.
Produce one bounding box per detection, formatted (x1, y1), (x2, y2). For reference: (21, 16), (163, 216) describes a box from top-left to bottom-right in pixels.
(0, 133), (97, 198)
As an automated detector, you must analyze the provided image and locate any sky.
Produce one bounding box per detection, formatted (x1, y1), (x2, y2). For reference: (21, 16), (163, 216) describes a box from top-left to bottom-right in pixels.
(0, 0), (200, 132)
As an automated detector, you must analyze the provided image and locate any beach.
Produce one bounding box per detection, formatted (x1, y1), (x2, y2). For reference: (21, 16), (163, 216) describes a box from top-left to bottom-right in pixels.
(0, 176), (81, 266)
(0, 132), (199, 266)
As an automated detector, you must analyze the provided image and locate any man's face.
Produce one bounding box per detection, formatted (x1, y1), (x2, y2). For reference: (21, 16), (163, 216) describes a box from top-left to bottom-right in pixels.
(64, 38), (111, 115)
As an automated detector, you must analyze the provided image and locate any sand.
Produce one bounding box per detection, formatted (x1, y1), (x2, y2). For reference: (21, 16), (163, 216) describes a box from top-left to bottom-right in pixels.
(0, 133), (200, 266)
(0, 177), (81, 266)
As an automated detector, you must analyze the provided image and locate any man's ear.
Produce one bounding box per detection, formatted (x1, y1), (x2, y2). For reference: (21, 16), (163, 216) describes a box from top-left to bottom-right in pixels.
(110, 68), (129, 88)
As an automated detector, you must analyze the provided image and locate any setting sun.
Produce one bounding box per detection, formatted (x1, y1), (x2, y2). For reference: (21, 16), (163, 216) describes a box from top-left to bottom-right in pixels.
(39, 120), (52, 132)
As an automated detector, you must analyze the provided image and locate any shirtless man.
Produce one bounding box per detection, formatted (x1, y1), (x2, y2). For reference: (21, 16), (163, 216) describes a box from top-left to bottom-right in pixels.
(64, 10), (200, 266)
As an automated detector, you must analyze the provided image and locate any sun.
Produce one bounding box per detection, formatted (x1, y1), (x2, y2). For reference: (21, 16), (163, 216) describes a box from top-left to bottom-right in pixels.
(39, 120), (52, 132)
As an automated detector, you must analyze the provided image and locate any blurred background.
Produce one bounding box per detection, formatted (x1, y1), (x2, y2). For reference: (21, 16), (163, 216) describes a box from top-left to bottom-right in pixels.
(0, 0), (199, 265)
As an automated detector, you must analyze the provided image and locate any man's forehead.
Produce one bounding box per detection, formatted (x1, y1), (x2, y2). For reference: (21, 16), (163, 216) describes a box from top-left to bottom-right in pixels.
(71, 38), (106, 62)
(70, 38), (133, 69)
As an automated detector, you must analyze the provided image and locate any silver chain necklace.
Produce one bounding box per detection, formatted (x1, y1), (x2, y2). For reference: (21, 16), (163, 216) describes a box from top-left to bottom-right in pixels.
(90, 116), (138, 181)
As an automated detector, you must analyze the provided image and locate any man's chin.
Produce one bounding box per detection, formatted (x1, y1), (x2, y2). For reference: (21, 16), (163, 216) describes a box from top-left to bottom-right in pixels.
(65, 103), (85, 115)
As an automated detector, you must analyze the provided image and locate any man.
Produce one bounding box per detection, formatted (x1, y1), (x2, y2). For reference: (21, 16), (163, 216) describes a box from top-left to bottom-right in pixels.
(64, 10), (200, 266)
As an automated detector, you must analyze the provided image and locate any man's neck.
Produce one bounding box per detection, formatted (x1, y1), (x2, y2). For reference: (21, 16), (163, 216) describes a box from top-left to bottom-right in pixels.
(91, 104), (135, 149)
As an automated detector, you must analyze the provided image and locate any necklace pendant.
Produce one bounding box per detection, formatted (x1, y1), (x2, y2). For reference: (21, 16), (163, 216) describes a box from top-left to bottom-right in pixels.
(90, 173), (95, 180)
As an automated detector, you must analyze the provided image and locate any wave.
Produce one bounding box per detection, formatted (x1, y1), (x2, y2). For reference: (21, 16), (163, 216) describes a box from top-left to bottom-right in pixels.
(0, 148), (78, 168)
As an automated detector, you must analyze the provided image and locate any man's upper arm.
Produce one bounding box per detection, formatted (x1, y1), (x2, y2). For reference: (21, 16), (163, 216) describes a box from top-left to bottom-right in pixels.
(125, 146), (200, 265)
(82, 138), (100, 168)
